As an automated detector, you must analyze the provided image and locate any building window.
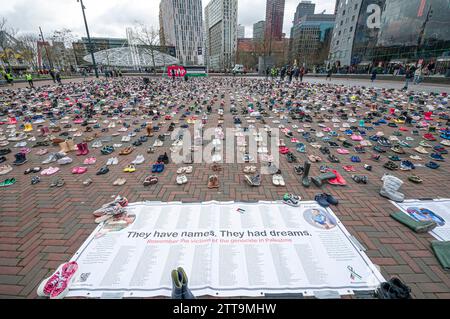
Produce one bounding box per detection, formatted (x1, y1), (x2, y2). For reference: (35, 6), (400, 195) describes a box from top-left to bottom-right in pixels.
(340, 21), (343, 26)
(352, 15), (355, 21)
(338, 30), (341, 36)
(350, 26), (353, 32)
(336, 40), (340, 45)
(354, 4), (358, 10)
(342, 10), (346, 15)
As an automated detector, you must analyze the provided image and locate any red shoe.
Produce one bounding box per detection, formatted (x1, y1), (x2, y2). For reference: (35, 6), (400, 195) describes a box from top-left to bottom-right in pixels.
(399, 127), (408, 132)
(327, 170), (347, 186)
(8, 117), (17, 125)
(76, 143), (84, 156)
(82, 143), (89, 155)
(423, 133), (436, 141)
(342, 165), (356, 172)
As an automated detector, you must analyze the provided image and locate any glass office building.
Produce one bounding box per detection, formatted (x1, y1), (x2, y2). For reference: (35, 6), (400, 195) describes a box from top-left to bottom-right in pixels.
(351, 0), (450, 70)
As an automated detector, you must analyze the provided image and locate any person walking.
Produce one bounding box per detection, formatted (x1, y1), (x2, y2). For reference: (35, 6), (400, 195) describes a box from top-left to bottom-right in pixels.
(25, 72), (34, 88)
(265, 66), (270, 80)
(55, 70), (62, 84)
(288, 67), (293, 83)
(49, 69), (56, 83)
(293, 67), (299, 82)
(300, 66), (305, 82)
(403, 67), (414, 90)
(326, 67), (332, 81)
(5, 72), (14, 86)
(414, 66), (423, 85)
(371, 67), (377, 83)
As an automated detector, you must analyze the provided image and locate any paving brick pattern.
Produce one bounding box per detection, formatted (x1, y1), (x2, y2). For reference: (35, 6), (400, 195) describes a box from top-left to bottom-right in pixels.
(0, 77), (449, 298)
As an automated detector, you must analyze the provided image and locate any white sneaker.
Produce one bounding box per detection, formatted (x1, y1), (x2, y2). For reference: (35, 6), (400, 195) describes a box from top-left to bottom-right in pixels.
(57, 157), (73, 165)
(92, 141), (102, 148)
(121, 136), (131, 142)
(14, 141), (27, 147)
(112, 157), (119, 165)
(132, 155), (145, 165)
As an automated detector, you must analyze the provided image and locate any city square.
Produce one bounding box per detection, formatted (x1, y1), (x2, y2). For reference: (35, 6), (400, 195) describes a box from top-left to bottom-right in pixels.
(1, 0), (450, 304)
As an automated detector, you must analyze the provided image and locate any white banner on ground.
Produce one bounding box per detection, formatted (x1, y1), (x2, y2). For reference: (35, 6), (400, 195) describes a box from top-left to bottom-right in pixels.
(392, 198), (450, 241)
(67, 201), (385, 298)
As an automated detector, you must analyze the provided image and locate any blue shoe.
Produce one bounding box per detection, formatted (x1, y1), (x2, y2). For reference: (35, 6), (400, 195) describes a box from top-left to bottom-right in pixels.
(400, 160), (415, 170)
(151, 164), (158, 173)
(430, 153), (445, 161)
(157, 163), (165, 172)
(425, 161), (440, 169)
(296, 143), (306, 153)
(351, 156), (361, 163)
(344, 130), (353, 135)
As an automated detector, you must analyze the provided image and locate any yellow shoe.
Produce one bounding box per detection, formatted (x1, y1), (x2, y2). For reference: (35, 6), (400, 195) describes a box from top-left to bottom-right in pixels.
(124, 164), (136, 173)
(24, 123), (33, 132)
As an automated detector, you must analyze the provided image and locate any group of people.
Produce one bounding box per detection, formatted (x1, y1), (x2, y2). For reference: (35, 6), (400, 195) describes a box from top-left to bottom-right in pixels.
(265, 65), (306, 83)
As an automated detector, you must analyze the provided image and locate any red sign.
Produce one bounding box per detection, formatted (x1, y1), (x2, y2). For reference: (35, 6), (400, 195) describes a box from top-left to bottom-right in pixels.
(167, 66), (186, 77)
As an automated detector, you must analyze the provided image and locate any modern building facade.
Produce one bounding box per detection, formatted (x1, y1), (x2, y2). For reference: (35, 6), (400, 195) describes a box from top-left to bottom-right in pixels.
(265, 0), (286, 41)
(334, 0), (340, 14)
(294, 1), (316, 25)
(328, 0), (361, 67)
(237, 25), (246, 38)
(160, 0), (204, 66)
(204, 0), (238, 71)
(329, 0), (450, 72)
(290, 14), (335, 67)
(253, 20), (266, 40)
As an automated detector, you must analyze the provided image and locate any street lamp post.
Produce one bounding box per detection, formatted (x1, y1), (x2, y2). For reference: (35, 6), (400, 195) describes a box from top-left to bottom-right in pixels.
(77, 0), (99, 78)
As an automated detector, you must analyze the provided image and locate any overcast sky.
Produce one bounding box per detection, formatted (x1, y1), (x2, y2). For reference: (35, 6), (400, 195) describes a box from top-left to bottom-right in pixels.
(1, 0), (335, 39)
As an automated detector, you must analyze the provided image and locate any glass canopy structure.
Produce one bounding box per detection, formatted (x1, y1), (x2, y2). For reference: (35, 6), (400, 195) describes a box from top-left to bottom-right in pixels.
(83, 46), (179, 68)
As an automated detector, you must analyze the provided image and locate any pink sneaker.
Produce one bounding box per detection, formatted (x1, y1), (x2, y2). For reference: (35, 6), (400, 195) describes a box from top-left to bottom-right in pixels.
(337, 148), (349, 154)
(36, 149), (48, 156)
(83, 157), (96, 165)
(36, 264), (65, 297)
(49, 261), (78, 299)
(43, 167), (60, 175)
(351, 134), (363, 141)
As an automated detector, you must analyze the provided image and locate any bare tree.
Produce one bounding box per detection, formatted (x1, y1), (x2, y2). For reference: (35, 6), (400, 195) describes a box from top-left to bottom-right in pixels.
(17, 34), (39, 70)
(51, 28), (75, 48)
(132, 21), (160, 70)
(50, 29), (76, 71)
(0, 17), (20, 72)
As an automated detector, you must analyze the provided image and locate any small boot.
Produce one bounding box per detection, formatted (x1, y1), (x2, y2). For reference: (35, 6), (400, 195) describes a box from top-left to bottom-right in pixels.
(302, 161), (311, 187)
(177, 267), (195, 299)
(59, 141), (69, 153)
(380, 174), (404, 202)
(82, 143), (89, 156)
(76, 143), (84, 156)
(13, 152), (27, 165)
(66, 139), (77, 151)
(312, 171), (337, 187)
(146, 125), (154, 137)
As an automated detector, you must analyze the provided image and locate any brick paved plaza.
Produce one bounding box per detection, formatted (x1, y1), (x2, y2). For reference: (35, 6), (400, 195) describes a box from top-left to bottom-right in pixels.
(0, 76), (449, 298)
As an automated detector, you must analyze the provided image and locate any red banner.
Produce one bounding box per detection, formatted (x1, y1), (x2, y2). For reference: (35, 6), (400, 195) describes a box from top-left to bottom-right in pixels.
(167, 66), (186, 77)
